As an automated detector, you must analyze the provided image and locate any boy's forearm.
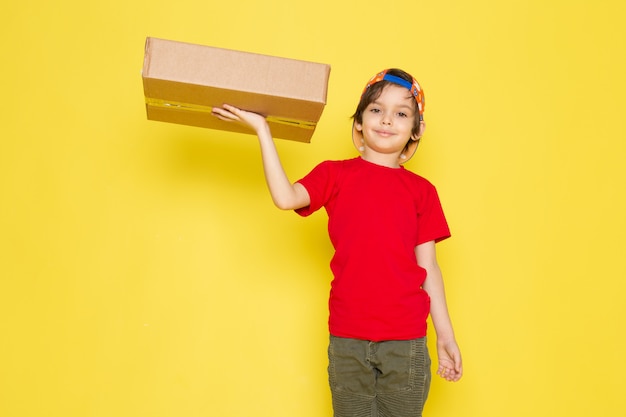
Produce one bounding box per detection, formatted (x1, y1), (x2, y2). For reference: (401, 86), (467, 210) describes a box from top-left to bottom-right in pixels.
(211, 104), (308, 211)
(256, 127), (309, 210)
(416, 242), (457, 343)
(424, 267), (457, 343)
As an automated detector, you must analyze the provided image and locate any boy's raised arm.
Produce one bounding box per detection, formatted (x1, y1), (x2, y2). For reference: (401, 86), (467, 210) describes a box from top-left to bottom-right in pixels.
(212, 104), (310, 210)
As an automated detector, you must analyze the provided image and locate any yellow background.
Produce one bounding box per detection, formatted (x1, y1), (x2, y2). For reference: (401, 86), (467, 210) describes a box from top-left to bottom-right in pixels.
(2, 0), (625, 416)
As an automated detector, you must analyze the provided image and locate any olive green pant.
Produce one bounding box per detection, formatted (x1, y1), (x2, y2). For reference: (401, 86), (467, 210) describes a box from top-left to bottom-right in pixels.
(328, 336), (431, 417)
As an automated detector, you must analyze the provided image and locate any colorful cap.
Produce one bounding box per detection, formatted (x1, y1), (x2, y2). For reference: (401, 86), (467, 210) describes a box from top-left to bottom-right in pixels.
(361, 69), (425, 121)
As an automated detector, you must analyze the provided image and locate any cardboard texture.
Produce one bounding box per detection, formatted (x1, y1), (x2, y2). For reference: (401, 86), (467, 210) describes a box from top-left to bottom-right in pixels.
(142, 37), (331, 142)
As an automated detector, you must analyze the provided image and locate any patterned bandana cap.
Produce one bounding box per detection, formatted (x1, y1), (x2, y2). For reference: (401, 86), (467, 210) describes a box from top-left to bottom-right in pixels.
(361, 70), (425, 121)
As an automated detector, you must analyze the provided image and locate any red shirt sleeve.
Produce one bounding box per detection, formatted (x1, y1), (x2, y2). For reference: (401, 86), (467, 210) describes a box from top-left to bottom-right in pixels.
(294, 160), (337, 217)
(415, 183), (451, 245)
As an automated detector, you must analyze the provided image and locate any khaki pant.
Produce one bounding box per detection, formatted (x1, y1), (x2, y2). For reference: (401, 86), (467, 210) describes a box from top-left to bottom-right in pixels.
(328, 336), (431, 417)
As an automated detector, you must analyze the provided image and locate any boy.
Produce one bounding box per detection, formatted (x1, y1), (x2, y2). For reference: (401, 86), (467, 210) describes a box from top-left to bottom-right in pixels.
(212, 68), (462, 417)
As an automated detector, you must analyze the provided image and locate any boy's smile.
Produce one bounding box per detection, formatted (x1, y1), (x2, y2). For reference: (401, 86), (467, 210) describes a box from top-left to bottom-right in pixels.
(373, 128), (395, 137)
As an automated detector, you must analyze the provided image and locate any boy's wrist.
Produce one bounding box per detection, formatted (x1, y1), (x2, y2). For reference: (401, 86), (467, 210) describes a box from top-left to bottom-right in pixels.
(256, 123), (272, 139)
(435, 329), (457, 345)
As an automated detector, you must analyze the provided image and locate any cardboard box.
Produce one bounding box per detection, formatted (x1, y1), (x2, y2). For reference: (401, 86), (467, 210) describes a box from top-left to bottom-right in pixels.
(142, 37), (331, 142)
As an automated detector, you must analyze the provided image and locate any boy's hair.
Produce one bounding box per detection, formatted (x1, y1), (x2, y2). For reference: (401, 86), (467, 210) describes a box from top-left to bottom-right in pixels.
(351, 68), (423, 139)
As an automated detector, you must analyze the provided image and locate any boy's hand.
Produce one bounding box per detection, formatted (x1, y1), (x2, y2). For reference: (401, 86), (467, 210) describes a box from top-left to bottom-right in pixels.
(436, 339), (463, 382)
(212, 104), (269, 135)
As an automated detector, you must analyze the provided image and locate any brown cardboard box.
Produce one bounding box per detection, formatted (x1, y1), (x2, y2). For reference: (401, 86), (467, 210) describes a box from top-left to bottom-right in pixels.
(142, 37), (331, 142)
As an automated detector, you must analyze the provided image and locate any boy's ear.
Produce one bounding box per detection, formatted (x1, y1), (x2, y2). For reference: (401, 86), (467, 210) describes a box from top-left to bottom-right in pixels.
(352, 120), (366, 153)
(412, 120), (426, 140)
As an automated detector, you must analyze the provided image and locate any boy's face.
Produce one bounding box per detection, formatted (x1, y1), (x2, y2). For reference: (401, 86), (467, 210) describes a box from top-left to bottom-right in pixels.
(355, 84), (419, 161)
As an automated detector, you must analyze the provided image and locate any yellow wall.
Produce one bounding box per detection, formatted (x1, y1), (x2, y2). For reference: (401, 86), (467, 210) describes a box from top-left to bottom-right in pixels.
(2, 1), (625, 416)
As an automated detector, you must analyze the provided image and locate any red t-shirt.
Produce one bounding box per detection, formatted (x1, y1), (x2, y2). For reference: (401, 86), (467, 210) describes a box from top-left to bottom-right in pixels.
(296, 157), (450, 341)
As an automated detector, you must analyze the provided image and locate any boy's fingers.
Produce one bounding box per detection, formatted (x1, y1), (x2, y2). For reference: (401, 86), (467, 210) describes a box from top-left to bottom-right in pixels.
(223, 103), (242, 113)
(212, 106), (239, 121)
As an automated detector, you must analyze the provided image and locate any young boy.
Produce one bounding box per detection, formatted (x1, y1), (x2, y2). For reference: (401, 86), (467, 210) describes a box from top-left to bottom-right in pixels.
(212, 68), (462, 417)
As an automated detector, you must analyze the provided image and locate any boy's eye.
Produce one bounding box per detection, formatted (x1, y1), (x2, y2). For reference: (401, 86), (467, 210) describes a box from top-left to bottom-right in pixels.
(369, 108), (381, 113)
